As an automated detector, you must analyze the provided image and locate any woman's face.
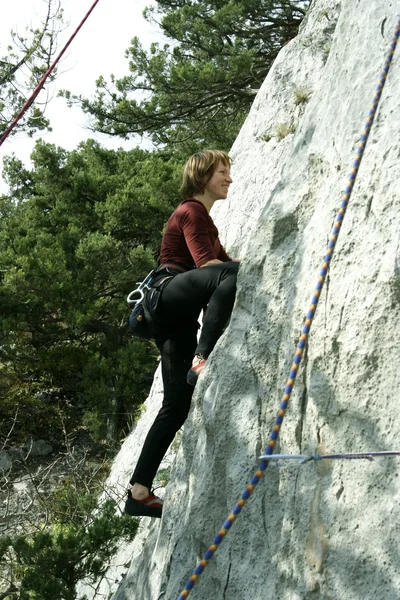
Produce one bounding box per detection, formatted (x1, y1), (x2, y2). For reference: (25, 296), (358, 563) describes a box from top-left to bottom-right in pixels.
(204, 161), (232, 200)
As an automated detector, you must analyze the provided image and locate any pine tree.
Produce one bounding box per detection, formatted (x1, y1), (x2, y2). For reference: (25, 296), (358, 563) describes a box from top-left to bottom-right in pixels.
(64, 0), (310, 150)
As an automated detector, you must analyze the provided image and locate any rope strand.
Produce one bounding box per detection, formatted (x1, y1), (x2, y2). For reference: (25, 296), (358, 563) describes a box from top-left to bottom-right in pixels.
(258, 450), (400, 464)
(0, 0), (101, 148)
(176, 14), (400, 600)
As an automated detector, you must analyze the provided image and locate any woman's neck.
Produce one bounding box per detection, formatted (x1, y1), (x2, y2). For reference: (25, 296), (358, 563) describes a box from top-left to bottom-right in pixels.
(192, 193), (215, 214)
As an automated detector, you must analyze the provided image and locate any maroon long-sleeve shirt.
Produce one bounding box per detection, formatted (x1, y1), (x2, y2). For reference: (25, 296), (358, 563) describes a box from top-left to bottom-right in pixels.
(159, 198), (231, 269)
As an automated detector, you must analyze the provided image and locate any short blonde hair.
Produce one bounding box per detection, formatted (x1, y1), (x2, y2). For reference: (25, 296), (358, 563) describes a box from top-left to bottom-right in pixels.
(179, 150), (231, 200)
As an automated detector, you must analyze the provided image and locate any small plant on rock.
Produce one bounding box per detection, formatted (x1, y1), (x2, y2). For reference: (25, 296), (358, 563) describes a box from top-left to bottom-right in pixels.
(275, 120), (297, 141)
(261, 133), (273, 142)
(294, 85), (312, 105)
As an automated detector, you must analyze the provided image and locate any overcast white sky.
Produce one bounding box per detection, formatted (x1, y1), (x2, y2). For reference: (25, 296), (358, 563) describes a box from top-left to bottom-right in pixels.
(0, 0), (162, 189)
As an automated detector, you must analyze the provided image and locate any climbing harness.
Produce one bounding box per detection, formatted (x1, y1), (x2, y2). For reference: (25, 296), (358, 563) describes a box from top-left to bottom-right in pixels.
(0, 0), (101, 148)
(176, 14), (400, 600)
(127, 270), (154, 306)
(127, 270), (154, 339)
(127, 263), (188, 338)
(259, 450), (400, 464)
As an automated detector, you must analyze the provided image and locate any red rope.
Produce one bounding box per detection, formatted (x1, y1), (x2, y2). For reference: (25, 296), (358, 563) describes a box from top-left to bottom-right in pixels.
(0, 0), (101, 148)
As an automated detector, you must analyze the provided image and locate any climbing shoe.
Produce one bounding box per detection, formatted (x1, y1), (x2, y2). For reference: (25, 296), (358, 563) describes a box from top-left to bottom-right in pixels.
(124, 489), (163, 518)
(187, 354), (207, 386)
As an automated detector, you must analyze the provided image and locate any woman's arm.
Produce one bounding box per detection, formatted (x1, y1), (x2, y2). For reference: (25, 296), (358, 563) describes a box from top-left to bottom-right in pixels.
(200, 258), (223, 267)
(200, 258), (240, 267)
(180, 205), (219, 267)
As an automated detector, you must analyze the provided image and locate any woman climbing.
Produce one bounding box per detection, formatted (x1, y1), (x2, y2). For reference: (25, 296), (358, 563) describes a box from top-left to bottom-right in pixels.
(125, 149), (240, 518)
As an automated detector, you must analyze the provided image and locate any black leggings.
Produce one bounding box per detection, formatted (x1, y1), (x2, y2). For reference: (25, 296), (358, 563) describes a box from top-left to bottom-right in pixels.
(130, 261), (239, 489)
(158, 261), (239, 357)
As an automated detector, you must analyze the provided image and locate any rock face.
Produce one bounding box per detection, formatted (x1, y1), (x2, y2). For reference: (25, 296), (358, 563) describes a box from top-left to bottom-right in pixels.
(86, 1), (400, 598)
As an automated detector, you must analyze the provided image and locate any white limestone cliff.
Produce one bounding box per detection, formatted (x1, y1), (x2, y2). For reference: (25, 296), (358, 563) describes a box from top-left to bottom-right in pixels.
(80, 1), (400, 598)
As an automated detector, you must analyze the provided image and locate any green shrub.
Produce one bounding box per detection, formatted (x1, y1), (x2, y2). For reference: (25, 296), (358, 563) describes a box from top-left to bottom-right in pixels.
(1, 500), (138, 600)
